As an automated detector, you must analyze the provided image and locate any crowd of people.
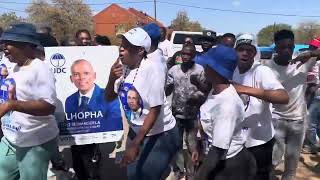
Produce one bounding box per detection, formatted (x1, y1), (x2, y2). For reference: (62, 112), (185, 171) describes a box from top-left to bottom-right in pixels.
(0, 22), (319, 180)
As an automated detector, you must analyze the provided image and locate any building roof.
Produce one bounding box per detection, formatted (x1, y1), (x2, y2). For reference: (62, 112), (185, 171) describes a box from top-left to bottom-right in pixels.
(94, 3), (133, 24)
(94, 3), (164, 27)
(128, 8), (164, 27)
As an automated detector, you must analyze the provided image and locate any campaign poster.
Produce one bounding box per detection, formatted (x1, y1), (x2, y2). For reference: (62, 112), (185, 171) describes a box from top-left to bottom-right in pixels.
(0, 46), (124, 146)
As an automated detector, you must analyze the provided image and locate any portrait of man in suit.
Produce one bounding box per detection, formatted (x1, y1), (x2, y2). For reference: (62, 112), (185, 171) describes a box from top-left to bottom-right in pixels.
(127, 89), (141, 112)
(65, 59), (122, 125)
(127, 88), (143, 121)
(64, 59), (122, 180)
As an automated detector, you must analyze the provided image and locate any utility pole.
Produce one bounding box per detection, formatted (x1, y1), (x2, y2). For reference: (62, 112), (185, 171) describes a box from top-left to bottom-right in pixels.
(154, 0), (157, 21)
(273, 22), (276, 43)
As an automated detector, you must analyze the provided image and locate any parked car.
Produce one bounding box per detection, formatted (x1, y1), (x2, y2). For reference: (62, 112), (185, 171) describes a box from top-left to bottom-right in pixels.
(259, 44), (309, 64)
(170, 31), (203, 53)
(259, 46), (273, 60)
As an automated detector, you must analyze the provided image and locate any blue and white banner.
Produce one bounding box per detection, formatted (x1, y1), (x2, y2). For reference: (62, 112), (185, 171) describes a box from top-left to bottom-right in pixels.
(1, 46), (124, 146)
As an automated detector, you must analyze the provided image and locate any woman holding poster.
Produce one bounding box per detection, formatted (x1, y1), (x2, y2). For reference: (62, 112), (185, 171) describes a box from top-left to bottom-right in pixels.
(105, 27), (180, 180)
(0, 23), (59, 180)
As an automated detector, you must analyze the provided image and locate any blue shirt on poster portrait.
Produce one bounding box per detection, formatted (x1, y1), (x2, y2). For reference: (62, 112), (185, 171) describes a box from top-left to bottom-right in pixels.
(64, 84), (122, 135)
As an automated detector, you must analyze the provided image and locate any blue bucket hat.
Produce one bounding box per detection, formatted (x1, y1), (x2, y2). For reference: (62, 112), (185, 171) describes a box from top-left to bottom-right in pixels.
(142, 23), (161, 41)
(197, 45), (238, 80)
(0, 23), (40, 46)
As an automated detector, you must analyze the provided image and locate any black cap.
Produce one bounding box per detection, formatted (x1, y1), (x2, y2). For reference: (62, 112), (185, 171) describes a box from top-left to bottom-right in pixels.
(199, 30), (216, 42)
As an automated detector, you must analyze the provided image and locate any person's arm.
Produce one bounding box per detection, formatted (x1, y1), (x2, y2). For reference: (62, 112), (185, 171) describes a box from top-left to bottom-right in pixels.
(105, 58), (123, 102)
(120, 106), (161, 167)
(165, 82), (174, 96)
(196, 99), (246, 179)
(131, 106), (161, 146)
(0, 99), (55, 118)
(194, 146), (227, 180)
(190, 73), (211, 95)
(9, 100), (55, 116)
(121, 70), (166, 166)
(290, 49), (320, 68)
(234, 65), (289, 104)
(192, 79), (211, 95)
(0, 65), (57, 117)
(165, 69), (174, 96)
(312, 49), (320, 59)
(234, 84), (289, 104)
(105, 76), (118, 102)
(305, 64), (320, 102)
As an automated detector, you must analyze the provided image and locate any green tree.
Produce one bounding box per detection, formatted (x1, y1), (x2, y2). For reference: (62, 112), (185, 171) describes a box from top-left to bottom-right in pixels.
(0, 12), (23, 29)
(189, 21), (203, 32)
(170, 10), (203, 31)
(295, 21), (320, 44)
(27, 0), (93, 42)
(257, 23), (292, 46)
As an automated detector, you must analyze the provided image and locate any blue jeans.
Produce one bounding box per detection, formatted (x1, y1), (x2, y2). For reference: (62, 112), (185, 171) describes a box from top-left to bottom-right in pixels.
(305, 98), (320, 149)
(127, 125), (181, 180)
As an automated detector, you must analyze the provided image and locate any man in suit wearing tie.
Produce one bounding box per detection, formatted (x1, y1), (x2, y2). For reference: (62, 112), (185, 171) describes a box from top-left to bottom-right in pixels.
(65, 59), (122, 180)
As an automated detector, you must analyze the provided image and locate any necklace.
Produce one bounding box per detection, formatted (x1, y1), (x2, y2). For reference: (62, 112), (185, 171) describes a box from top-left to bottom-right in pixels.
(120, 61), (141, 89)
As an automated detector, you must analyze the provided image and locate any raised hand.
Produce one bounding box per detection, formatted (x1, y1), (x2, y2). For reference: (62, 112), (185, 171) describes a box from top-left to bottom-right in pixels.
(290, 51), (312, 69)
(190, 74), (199, 86)
(110, 57), (123, 80)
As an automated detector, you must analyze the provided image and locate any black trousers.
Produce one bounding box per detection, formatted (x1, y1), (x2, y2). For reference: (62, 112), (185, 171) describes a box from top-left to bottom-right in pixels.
(71, 144), (101, 180)
(208, 148), (256, 180)
(248, 138), (275, 180)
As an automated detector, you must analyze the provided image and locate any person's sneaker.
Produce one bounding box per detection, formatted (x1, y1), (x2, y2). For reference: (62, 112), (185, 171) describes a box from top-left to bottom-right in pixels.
(302, 146), (318, 154)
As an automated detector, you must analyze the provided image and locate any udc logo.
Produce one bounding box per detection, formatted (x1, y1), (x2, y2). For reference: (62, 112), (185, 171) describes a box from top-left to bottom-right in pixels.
(50, 53), (66, 67)
(50, 53), (67, 73)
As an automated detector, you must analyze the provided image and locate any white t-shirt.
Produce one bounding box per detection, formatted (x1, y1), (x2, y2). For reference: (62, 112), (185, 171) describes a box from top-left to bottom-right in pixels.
(158, 39), (174, 61)
(233, 64), (284, 147)
(307, 61), (320, 98)
(200, 85), (247, 159)
(265, 58), (316, 120)
(116, 50), (176, 136)
(2, 59), (59, 147)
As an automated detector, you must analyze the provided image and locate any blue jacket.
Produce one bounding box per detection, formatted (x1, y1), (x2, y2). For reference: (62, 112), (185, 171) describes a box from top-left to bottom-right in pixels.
(64, 84), (122, 135)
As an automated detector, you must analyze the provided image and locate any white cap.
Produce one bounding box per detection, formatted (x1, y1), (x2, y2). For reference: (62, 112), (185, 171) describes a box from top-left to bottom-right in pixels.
(235, 33), (261, 60)
(121, 27), (151, 52)
(235, 33), (258, 51)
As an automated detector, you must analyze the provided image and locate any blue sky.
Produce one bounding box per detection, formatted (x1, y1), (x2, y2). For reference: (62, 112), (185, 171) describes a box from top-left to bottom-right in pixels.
(0, 0), (320, 34)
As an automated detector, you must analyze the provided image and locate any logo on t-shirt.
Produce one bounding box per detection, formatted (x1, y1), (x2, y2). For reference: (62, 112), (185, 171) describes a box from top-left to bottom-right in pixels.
(175, 55), (183, 65)
(0, 78), (20, 132)
(118, 83), (144, 122)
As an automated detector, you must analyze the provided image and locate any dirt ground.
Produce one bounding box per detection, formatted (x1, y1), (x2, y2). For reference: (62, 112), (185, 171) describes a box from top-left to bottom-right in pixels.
(49, 148), (320, 180)
(273, 153), (320, 180)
